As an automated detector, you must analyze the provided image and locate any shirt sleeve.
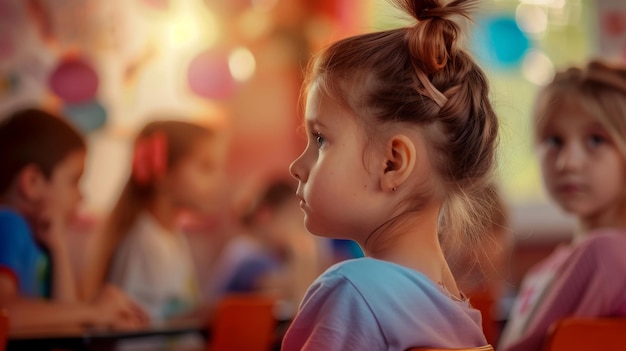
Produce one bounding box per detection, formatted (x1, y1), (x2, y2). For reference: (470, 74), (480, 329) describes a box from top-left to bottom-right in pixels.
(502, 234), (626, 351)
(0, 211), (30, 286)
(282, 273), (387, 351)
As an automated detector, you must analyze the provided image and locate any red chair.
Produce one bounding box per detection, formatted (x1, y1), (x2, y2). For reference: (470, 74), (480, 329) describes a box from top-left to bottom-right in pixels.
(0, 309), (8, 351)
(543, 317), (626, 351)
(468, 289), (498, 346)
(209, 294), (276, 351)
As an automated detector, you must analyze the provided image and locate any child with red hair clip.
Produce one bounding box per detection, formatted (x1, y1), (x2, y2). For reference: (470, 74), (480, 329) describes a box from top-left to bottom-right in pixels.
(82, 119), (223, 323)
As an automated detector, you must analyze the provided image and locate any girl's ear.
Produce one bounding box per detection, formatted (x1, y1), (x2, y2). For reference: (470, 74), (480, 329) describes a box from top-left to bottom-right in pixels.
(380, 134), (416, 192)
(17, 164), (47, 202)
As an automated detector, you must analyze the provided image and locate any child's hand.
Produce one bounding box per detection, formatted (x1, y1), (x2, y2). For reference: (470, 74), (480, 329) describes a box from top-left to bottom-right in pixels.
(90, 285), (149, 329)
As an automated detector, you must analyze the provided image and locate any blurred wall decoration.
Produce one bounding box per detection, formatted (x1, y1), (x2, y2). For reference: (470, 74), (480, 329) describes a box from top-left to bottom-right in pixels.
(0, 0), (368, 212)
(596, 0), (626, 60)
(0, 0), (608, 221)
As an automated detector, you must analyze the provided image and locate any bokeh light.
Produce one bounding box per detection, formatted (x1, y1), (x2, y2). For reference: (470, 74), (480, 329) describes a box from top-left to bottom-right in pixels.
(168, 17), (197, 46)
(188, 49), (237, 100)
(228, 47), (256, 82)
(523, 49), (555, 86)
(516, 4), (548, 35)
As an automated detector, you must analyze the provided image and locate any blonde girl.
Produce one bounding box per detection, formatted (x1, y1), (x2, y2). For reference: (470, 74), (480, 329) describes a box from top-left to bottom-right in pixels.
(500, 61), (626, 351)
(282, 0), (499, 349)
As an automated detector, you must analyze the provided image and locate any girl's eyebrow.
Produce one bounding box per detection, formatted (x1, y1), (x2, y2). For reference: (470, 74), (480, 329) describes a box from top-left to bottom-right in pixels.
(586, 121), (608, 131)
(305, 116), (327, 130)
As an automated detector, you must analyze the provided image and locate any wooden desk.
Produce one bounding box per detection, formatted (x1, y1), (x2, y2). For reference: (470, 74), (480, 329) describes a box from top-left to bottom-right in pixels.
(8, 319), (207, 351)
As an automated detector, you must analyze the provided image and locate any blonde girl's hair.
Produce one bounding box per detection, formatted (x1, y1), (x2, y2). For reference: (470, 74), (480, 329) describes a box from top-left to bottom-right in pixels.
(102, 120), (213, 270)
(534, 60), (626, 156)
(305, 0), (499, 253)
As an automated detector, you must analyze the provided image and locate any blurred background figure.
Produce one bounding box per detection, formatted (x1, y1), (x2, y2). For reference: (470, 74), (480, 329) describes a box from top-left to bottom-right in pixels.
(501, 60), (626, 351)
(84, 119), (224, 323)
(209, 180), (331, 318)
(0, 108), (146, 330)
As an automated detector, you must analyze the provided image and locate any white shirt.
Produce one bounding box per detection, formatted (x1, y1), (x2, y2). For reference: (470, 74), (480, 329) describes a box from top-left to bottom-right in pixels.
(108, 213), (200, 322)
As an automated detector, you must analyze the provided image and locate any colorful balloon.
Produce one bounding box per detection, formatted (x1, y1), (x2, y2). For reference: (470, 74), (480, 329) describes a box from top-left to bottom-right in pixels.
(187, 49), (238, 100)
(472, 16), (531, 69)
(63, 100), (107, 133)
(49, 57), (99, 103)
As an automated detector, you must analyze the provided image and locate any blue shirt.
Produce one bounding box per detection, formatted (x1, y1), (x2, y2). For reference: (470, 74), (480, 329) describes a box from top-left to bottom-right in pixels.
(0, 209), (51, 298)
(282, 258), (487, 351)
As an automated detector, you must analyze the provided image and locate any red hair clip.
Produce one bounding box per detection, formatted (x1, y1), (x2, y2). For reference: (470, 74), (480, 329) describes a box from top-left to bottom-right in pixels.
(132, 131), (168, 186)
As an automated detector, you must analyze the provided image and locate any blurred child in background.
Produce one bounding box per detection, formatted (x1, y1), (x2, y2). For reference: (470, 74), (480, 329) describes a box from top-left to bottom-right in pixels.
(0, 108), (146, 329)
(83, 119), (223, 323)
(240, 180), (330, 312)
(500, 60), (626, 351)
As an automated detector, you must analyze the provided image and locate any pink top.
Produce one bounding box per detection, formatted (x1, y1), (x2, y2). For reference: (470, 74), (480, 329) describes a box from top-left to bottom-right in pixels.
(500, 230), (626, 351)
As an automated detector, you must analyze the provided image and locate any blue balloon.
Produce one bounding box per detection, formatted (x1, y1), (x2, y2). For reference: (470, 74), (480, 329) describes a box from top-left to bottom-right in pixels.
(63, 100), (107, 133)
(472, 16), (530, 69)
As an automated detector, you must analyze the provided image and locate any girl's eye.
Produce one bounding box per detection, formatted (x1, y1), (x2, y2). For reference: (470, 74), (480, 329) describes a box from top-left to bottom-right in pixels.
(314, 133), (326, 148)
(587, 134), (606, 148)
(544, 136), (562, 148)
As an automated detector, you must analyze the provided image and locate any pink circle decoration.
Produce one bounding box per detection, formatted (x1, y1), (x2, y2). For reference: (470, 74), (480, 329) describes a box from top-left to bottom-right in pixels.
(187, 49), (237, 100)
(49, 57), (99, 103)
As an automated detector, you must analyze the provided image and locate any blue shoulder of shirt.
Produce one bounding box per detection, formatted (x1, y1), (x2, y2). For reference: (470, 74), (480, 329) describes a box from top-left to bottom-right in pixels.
(0, 208), (32, 246)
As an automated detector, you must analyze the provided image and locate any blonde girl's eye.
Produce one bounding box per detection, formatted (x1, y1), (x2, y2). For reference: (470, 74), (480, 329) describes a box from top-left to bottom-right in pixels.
(544, 135), (562, 149)
(587, 134), (606, 148)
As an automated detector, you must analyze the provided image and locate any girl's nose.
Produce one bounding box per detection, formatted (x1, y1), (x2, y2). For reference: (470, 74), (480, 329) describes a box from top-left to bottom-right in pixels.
(556, 143), (585, 172)
(289, 153), (307, 182)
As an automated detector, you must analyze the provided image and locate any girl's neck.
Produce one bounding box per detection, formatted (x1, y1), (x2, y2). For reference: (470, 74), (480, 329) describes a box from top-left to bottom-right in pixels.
(363, 204), (456, 293)
(575, 205), (626, 240)
(146, 193), (179, 233)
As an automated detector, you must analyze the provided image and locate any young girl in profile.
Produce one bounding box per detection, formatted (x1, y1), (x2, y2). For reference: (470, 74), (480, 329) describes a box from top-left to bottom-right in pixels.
(500, 61), (626, 351)
(282, 0), (499, 349)
(83, 120), (222, 322)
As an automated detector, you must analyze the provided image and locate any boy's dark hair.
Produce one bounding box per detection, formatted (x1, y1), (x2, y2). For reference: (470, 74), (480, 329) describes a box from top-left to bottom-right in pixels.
(242, 180), (297, 227)
(0, 108), (86, 194)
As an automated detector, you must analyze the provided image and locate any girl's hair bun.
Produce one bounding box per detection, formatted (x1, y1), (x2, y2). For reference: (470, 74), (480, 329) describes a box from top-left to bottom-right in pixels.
(392, 0), (477, 76)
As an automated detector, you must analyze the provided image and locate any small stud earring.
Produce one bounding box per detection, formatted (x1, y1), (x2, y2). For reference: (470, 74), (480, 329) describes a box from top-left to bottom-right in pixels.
(392, 186), (397, 192)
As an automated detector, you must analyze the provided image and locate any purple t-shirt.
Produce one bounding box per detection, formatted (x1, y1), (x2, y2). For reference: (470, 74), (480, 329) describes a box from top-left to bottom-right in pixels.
(282, 258), (487, 351)
(500, 231), (626, 351)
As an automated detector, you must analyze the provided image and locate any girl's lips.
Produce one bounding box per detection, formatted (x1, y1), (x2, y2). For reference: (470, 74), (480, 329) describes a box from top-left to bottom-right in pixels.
(556, 183), (583, 195)
(296, 194), (307, 208)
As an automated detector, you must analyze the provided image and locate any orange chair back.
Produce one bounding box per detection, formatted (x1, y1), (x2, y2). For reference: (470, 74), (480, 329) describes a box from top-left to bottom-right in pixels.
(544, 318), (626, 351)
(468, 289), (498, 346)
(0, 309), (8, 351)
(408, 345), (494, 351)
(209, 294), (276, 351)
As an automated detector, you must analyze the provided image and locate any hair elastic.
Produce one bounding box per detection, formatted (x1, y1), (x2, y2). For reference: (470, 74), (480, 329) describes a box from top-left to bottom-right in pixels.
(132, 131), (168, 186)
